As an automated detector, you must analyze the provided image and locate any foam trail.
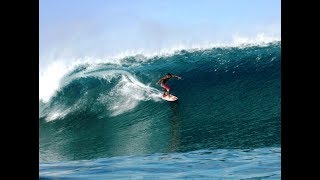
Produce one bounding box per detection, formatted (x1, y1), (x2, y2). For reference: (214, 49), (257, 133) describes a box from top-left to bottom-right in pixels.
(99, 74), (162, 117)
(46, 108), (72, 122)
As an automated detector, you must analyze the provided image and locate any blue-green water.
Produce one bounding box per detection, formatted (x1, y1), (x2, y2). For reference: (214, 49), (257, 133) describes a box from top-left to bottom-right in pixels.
(40, 148), (280, 179)
(39, 42), (281, 179)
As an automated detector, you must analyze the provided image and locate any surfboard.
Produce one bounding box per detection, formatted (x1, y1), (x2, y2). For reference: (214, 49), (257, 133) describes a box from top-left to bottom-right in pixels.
(162, 94), (178, 101)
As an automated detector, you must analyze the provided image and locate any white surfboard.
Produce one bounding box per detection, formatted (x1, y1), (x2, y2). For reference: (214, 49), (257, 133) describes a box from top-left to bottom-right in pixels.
(162, 94), (178, 101)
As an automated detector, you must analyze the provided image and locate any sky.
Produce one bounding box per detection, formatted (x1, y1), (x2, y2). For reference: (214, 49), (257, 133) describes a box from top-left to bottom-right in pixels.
(40, 0), (280, 64)
(39, 0), (280, 101)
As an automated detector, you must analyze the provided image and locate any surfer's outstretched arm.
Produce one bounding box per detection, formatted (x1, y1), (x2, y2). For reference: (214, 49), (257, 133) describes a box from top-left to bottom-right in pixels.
(156, 78), (163, 84)
(172, 75), (182, 79)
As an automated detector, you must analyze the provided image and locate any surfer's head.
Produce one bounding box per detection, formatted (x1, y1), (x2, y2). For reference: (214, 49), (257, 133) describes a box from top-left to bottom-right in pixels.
(166, 73), (172, 77)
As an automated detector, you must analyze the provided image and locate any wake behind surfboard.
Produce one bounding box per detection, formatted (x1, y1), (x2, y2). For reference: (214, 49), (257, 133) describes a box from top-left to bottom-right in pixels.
(161, 94), (178, 101)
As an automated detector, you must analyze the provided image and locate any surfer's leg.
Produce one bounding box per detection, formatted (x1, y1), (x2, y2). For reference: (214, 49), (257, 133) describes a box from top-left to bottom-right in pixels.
(161, 83), (170, 97)
(163, 91), (169, 97)
(166, 91), (169, 96)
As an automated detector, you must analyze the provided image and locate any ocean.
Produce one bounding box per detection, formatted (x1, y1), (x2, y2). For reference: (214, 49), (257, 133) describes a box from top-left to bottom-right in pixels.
(39, 41), (281, 179)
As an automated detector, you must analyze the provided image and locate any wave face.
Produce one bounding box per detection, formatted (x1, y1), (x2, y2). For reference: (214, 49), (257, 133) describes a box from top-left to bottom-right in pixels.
(39, 42), (280, 162)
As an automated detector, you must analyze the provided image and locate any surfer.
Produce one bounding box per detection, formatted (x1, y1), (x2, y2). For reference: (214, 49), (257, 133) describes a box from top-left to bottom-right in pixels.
(157, 73), (182, 97)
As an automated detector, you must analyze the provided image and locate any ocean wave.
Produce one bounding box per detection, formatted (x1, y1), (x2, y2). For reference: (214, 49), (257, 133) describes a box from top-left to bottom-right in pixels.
(39, 41), (280, 102)
(39, 42), (280, 122)
(40, 43), (280, 162)
(40, 69), (162, 122)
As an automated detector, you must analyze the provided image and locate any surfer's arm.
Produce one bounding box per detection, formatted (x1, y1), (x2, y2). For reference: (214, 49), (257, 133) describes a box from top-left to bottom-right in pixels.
(156, 78), (164, 84)
(172, 75), (182, 79)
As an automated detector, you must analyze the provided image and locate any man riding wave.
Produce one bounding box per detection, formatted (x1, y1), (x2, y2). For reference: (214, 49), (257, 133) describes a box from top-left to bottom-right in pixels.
(156, 73), (182, 97)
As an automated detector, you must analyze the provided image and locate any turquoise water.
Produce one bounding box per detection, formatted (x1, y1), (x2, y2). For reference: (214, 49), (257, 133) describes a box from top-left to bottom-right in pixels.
(39, 42), (281, 179)
(40, 147), (280, 179)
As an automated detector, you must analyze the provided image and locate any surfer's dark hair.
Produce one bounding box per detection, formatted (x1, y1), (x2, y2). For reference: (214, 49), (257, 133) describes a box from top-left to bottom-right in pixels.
(166, 73), (172, 76)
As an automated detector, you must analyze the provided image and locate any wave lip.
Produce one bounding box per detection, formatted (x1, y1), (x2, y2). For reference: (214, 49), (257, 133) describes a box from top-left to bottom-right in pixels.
(232, 33), (280, 45)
